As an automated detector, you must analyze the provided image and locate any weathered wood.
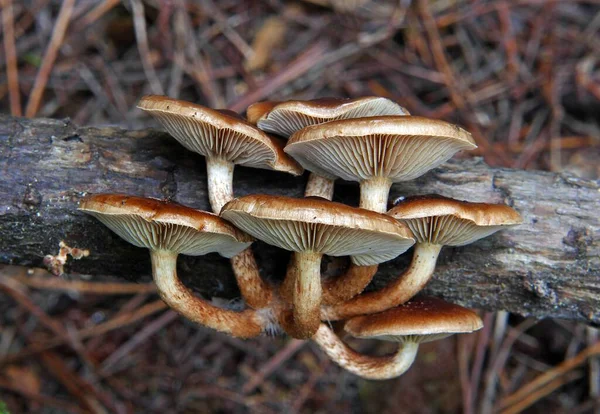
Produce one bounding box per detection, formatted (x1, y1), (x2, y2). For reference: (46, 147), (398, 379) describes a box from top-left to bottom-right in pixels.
(0, 115), (598, 323)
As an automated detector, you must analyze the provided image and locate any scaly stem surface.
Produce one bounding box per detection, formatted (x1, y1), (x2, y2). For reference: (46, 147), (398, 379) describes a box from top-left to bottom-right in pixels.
(322, 243), (442, 320)
(231, 247), (272, 308)
(322, 264), (378, 305)
(151, 250), (264, 338)
(284, 251), (323, 339)
(312, 324), (419, 380)
(206, 158), (273, 308)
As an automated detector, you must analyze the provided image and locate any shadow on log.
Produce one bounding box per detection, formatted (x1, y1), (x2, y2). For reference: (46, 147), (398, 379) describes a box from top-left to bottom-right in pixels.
(0, 115), (598, 323)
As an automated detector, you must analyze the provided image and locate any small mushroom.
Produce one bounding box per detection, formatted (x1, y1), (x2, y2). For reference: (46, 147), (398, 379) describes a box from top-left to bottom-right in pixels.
(79, 194), (270, 338)
(138, 95), (303, 309)
(247, 97), (409, 199)
(323, 195), (522, 320)
(221, 195), (415, 338)
(285, 117), (476, 213)
(313, 296), (483, 380)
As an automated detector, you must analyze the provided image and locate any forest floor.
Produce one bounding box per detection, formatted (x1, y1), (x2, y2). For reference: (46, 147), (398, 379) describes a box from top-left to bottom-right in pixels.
(1, 1), (599, 413)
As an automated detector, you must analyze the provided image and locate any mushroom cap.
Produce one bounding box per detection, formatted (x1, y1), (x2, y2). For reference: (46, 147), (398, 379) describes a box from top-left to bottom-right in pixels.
(387, 195), (523, 246)
(247, 97), (409, 138)
(137, 95), (302, 176)
(79, 194), (253, 257)
(285, 116), (476, 182)
(220, 195), (415, 266)
(344, 296), (483, 343)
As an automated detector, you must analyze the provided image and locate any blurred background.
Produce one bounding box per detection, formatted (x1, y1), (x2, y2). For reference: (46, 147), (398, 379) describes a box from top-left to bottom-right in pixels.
(1, 0), (599, 413)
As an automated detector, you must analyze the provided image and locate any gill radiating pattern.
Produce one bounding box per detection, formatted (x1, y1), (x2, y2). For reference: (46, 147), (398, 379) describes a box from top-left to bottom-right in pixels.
(90, 213), (241, 256)
(258, 101), (406, 138)
(404, 216), (504, 246)
(292, 134), (471, 182)
(223, 212), (410, 265)
(379, 333), (453, 343)
(150, 112), (275, 166)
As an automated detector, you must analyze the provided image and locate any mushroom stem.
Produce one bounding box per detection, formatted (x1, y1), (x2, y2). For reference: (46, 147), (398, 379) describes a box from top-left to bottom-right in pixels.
(359, 177), (392, 213)
(312, 324), (419, 380)
(304, 173), (334, 200)
(206, 158), (273, 309)
(230, 247), (272, 308)
(206, 157), (234, 213)
(150, 250), (264, 338)
(289, 251), (323, 339)
(322, 264), (378, 305)
(322, 243), (442, 320)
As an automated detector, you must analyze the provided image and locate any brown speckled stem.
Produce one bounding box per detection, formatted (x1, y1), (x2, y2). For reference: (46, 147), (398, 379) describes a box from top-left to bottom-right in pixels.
(322, 243), (442, 320)
(312, 324), (419, 380)
(151, 250), (264, 338)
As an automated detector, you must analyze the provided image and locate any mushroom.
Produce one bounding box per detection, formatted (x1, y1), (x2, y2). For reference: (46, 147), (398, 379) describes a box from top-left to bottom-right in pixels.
(220, 195), (415, 338)
(79, 194), (271, 338)
(138, 95), (303, 309)
(323, 195), (523, 320)
(247, 97), (410, 304)
(285, 117), (477, 213)
(312, 296), (483, 380)
(247, 97), (409, 199)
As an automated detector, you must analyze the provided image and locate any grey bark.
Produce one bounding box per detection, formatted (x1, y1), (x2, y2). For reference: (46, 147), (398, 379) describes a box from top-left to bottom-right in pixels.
(0, 115), (598, 323)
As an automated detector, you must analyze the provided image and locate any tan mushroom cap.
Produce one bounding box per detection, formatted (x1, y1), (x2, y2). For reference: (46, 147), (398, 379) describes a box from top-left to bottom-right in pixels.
(387, 195), (523, 246)
(285, 116), (476, 182)
(344, 296), (483, 343)
(247, 97), (409, 138)
(79, 194), (253, 257)
(137, 95), (302, 176)
(220, 195), (415, 265)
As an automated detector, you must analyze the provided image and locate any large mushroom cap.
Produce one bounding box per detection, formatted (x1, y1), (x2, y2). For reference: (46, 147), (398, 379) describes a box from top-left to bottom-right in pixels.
(137, 95), (302, 176)
(247, 97), (409, 138)
(344, 296), (483, 343)
(285, 116), (476, 182)
(220, 195), (415, 265)
(388, 195), (523, 246)
(79, 194), (253, 257)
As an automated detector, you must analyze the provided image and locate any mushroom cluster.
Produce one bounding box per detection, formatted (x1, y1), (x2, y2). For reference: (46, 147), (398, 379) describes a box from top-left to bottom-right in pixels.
(79, 96), (522, 380)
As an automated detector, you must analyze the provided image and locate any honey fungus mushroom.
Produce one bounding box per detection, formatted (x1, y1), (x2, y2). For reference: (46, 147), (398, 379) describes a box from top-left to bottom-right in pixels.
(138, 95), (303, 309)
(323, 195), (523, 320)
(247, 97), (409, 200)
(285, 117), (477, 213)
(220, 195), (415, 338)
(247, 97), (410, 305)
(79, 194), (272, 338)
(313, 296), (483, 380)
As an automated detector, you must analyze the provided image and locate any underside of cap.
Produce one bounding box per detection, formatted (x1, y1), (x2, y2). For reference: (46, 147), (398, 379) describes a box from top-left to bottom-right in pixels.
(388, 195), (522, 245)
(221, 195), (414, 265)
(79, 194), (253, 257)
(285, 116), (477, 182)
(344, 296), (483, 340)
(137, 95), (302, 176)
(247, 97), (409, 138)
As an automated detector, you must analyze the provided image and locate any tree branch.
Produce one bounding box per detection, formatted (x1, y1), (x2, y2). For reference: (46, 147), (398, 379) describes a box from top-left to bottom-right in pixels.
(1, 115), (598, 323)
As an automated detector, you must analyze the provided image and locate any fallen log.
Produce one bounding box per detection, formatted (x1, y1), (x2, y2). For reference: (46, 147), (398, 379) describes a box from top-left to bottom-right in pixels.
(0, 114), (598, 323)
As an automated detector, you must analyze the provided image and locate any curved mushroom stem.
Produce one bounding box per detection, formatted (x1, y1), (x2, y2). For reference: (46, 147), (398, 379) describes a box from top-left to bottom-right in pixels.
(322, 243), (442, 320)
(283, 251), (323, 339)
(151, 250), (265, 338)
(312, 324), (419, 380)
(304, 173), (335, 199)
(322, 264), (378, 305)
(282, 260), (378, 306)
(359, 177), (392, 213)
(231, 247), (272, 309)
(206, 157), (234, 214)
(206, 158), (273, 308)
